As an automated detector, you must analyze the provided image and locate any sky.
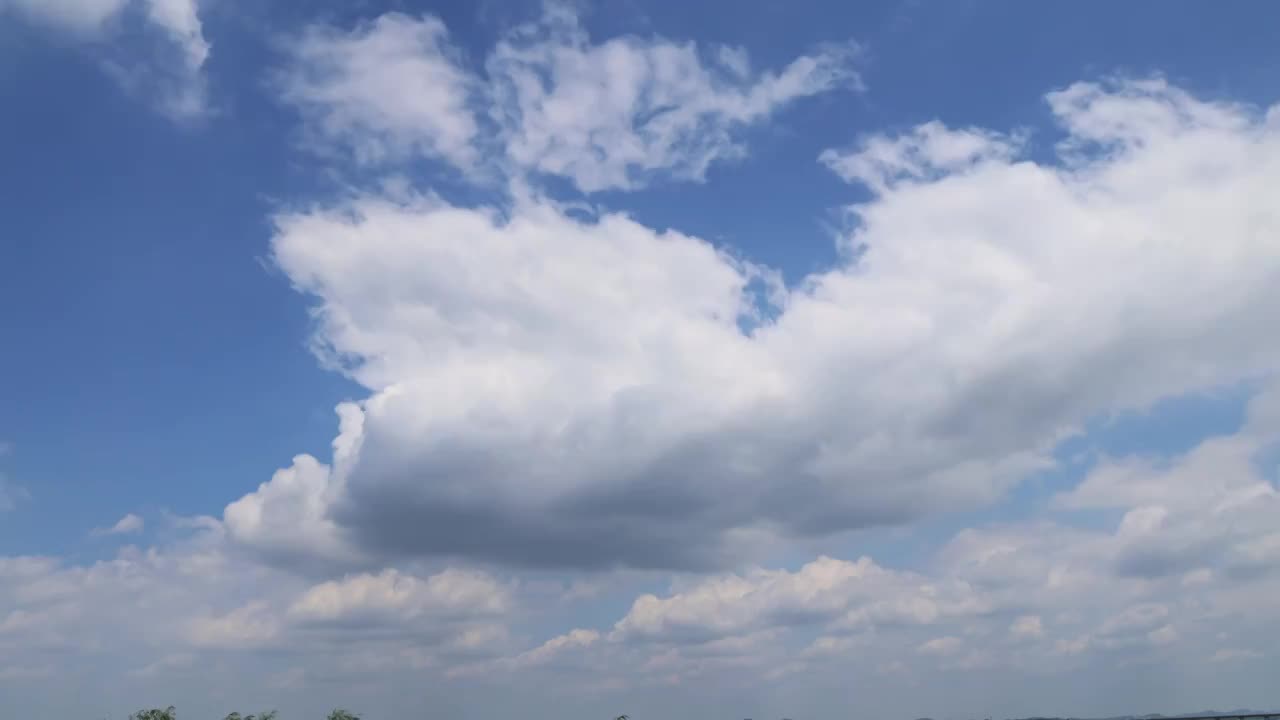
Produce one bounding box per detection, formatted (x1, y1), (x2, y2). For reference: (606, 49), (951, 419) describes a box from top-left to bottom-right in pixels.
(2, 1), (1280, 718)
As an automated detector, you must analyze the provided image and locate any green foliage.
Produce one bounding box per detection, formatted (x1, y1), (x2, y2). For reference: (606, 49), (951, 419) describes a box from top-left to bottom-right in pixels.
(129, 708), (177, 720)
(326, 711), (360, 720)
(224, 713), (278, 720)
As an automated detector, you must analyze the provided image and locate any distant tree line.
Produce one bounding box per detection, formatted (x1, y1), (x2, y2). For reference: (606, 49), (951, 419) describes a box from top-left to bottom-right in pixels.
(126, 709), (630, 720)
(127, 708), (360, 720)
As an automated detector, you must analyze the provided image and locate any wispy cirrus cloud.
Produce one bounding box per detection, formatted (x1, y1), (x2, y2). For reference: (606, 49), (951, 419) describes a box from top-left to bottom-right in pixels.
(275, 3), (859, 190)
(1, 0), (212, 119)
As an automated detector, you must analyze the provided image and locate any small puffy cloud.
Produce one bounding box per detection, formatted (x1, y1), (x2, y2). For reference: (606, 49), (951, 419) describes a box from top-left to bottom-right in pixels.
(801, 634), (864, 658)
(2, 0), (212, 119)
(91, 513), (144, 537)
(1010, 615), (1044, 639)
(287, 568), (508, 625)
(1210, 648), (1263, 663)
(1147, 624), (1179, 647)
(277, 13), (479, 171)
(917, 635), (963, 656)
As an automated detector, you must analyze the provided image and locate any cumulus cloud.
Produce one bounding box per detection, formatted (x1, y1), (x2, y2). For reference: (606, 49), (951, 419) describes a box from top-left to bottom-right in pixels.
(286, 568), (508, 625)
(11, 1), (1280, 712)
(3, 383), (1279, 700)
(0, 525), (514, 706)
(1, 0), (212, 118)
(91, 513), (145, 537)
(277, 3), (858, 190)
(610, 556), (983, 645)
(462, 383), (1280, 687)
(1056, 382), (1280, 582)
(226, 76), (1280, 574)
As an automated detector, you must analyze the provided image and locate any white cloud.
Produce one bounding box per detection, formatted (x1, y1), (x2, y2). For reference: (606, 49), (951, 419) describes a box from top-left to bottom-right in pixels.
(1010, 615), (1044, 639)
(1210, 648), (1263, 663)
(277, 13), (479, 171)
(287, 568), (508, 624)
(917, 635), (963, 656)
(278, 4), (858, 191)
(227, 77), (1280, 574)
(0, 526), (516, 704)
(1, 0), (212, 119)
(91, 513), (145, 537)
(0, 0), (129, 35)
(186, 601), (281, 650)
(505, 628), (599, 669)
(130, 653), (196, 677)
(1056, 383), (1280, 581)
(139, 0), (210, 118)
(609, 556), (982, 645)
(820, 120), (1020, 193)
(223, 402), (366, 571)
(1147, 624), (1178, 646)
(486, 4), (859, 191)
(143, 0), (208, 69)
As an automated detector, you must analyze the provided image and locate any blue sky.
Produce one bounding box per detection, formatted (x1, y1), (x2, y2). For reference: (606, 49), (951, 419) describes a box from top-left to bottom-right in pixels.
(3, 2), (1280, 719)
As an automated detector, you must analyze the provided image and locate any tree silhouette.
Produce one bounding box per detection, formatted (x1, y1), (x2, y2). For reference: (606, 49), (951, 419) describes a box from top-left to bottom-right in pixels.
(327, 710), (360, 720)
(129, 708), (177, 720)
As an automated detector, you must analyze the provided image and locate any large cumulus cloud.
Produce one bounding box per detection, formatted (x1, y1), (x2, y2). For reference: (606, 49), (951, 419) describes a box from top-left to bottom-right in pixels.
(225, 77), (1280, 572)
